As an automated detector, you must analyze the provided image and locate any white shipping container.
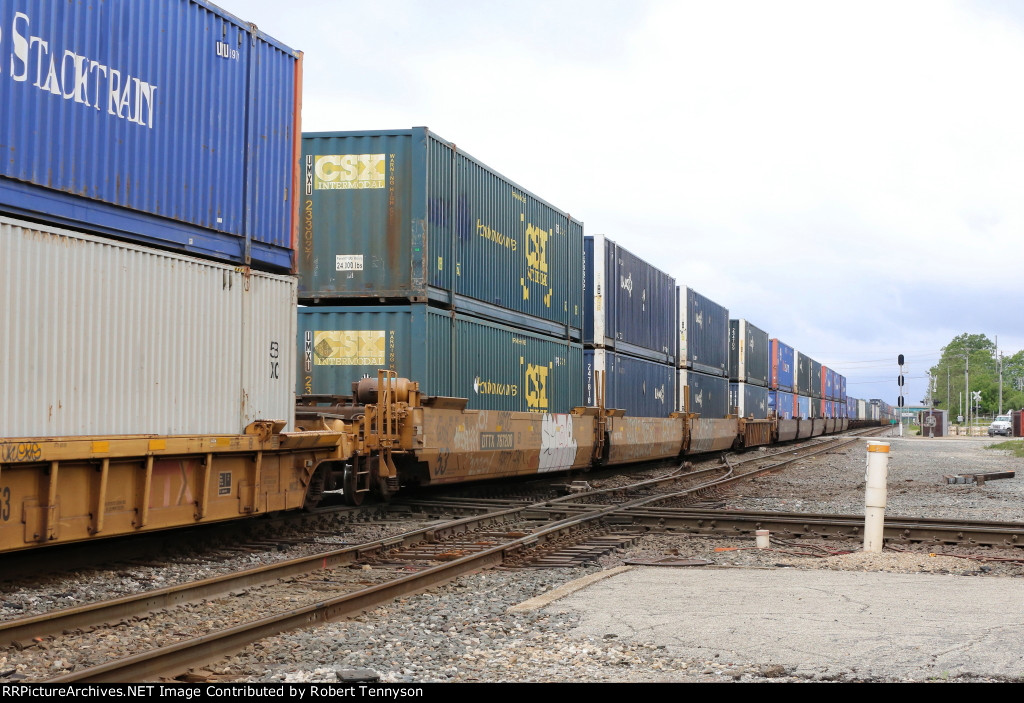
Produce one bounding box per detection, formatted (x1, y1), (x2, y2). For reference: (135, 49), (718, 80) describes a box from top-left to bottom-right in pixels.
(0, 217), (296, 437)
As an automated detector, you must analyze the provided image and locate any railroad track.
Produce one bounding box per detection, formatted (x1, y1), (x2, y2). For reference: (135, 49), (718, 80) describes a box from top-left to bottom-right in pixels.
(5, 428), (892, 682)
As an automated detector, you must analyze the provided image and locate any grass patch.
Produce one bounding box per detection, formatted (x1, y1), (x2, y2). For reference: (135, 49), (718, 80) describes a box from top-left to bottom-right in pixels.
(986, 440), (1024, 457)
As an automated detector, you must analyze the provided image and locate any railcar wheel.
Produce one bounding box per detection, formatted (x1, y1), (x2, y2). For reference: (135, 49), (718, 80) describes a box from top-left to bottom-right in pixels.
(343, 464), (365, 506)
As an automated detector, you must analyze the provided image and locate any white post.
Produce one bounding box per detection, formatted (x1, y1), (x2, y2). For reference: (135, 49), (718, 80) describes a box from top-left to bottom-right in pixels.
(864, 441), (890, 553)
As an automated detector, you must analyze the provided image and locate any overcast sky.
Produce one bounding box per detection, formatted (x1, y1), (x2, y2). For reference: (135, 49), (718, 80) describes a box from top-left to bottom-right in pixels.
(217, 0), (1023, 408)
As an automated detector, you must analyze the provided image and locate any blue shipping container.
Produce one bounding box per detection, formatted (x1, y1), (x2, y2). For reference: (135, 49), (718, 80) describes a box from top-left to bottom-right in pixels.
(796, 395), (811, 419)
(730, 383), (769, 419)
(677, 370), (729, 419)
(770, 339), (795, 391)
(0, 0), (302, 271)
(584, 235), (675, 363)
(584, 349), (675, 418)
(769, 390), (795, 420)
(678, 287), (729, 376)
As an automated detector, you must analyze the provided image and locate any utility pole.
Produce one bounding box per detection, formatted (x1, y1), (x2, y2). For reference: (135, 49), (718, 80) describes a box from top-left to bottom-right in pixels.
(965, 355), (970, 433)
(998, 352), (1003, 415)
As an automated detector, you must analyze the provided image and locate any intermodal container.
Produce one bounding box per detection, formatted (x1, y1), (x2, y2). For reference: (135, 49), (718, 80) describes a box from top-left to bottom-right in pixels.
(839, 375), (847, 402)
(796, 395), (812, 419)
(0, 0), (302, 271)
(795, 352), (810, 396)
(1, 216), (296, 437)
(584, 350), (675, 418)
(728, 319), (769, 386)
(770, 339), (795, 391)
(298, 128), (583, 339)
(809, 358), (822, 399)
(823, 367), (835, 400)
(677, 371), (729, 419)
(584, 235), (675, 363)
(677, 287), (728, 377)
(729, 383), (769, 419)
(769, 391), (796, 420)
(297, 305), (583, 414)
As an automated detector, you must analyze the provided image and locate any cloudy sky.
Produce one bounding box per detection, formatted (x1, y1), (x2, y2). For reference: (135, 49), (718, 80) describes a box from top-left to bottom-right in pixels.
(218, 0), (1023, 408)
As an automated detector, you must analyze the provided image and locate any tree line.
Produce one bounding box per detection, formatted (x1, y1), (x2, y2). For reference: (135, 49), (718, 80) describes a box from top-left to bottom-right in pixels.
(927, 333), (1024, 417)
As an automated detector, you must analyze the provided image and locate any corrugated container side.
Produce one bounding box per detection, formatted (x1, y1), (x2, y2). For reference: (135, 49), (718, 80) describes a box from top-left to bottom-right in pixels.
(677, 371), (729, 419)
(0, 216), (295, 437)
(840, 375), (847, 401)
(584, 350), (675, 418)
(809, 358), (822, 399)
(770, 339), (795, 391)
(796, 395), (812, 419)
(678, 287), (729, 376)
(730, 383), (770, 419)
(584, 235), (675, 362)
(768, 391), (796, 420)
(299, 128), (583, 337)
(242, 271), (298, 426)
(0, 0), (301, 271)
(795, 352), (809, 396)
(297, 305), (582, 414)
(729, 319), (770, 386)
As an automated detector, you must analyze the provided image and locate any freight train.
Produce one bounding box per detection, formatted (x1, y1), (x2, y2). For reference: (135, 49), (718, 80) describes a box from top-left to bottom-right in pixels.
(0, 366), (861, 553)
(0, 0), (887, 555)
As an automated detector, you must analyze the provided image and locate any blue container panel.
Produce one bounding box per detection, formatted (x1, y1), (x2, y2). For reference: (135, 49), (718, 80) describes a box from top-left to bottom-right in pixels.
(796, 395), (812, 419)
(769, 391), (795, 420)
(824, 368), (836, 400)
(770, 339), (795, 391)
(0, 0), (300, 270)
(677, 371), (729, 419)
(678, 287), (729, 376)
(584, 350), (675, 418)
(730, 383), (769, 419)
(584, 235), (675, 362)
(729, 319), (770, 386)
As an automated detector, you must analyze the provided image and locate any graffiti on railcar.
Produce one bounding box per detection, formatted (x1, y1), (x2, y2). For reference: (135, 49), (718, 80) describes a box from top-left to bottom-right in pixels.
(538, 414), (577, 473)
(0, 442), (42, 462)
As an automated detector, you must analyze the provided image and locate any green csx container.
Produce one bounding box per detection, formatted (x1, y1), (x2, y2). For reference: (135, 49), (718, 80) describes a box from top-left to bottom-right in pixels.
(297, 305), (584, 414)
(298, 128), (583, 340)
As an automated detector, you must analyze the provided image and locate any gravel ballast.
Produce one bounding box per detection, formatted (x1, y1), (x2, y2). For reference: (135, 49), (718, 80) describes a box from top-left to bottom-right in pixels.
(212, 433), (1024, 683)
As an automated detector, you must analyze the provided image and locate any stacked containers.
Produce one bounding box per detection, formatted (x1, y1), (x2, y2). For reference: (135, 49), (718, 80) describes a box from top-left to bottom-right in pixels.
(0, 1), (303, 438)
(677, 287), (729, 417)
(297, 128), (585, 413)
(729, 319), (770, 419)
(582, 235), (676, 417)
